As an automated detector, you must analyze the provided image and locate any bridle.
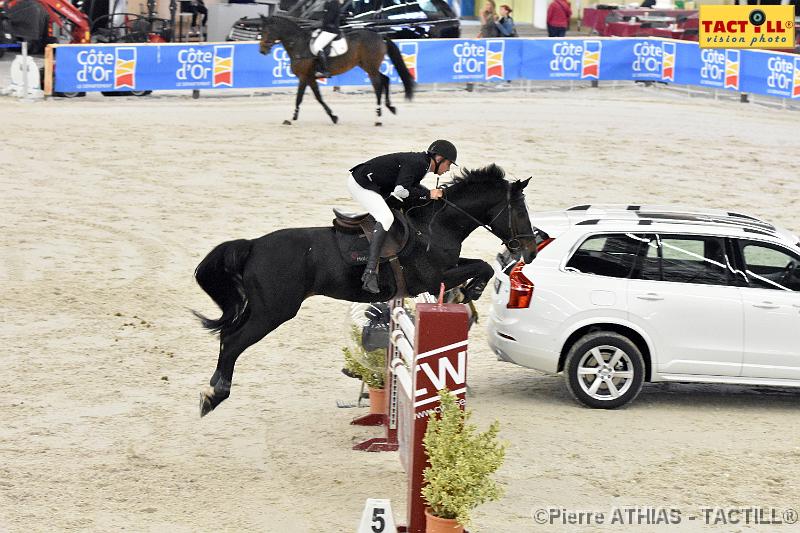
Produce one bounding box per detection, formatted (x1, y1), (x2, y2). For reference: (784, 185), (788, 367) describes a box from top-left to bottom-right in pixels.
(439, 183), (537, 253)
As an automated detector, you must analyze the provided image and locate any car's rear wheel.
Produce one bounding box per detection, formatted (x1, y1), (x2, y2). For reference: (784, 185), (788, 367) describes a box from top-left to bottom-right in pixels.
(564, 332), (645, 409)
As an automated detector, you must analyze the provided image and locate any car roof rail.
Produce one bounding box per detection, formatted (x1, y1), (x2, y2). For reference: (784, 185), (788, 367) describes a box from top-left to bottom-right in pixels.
(634, 211), (776, 232)
(564, 204), (775, 232)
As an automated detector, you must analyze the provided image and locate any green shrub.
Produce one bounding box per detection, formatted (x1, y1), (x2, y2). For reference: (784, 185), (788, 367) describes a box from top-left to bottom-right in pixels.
(342, 325), (386, 389)
(422, 389), (506, 526)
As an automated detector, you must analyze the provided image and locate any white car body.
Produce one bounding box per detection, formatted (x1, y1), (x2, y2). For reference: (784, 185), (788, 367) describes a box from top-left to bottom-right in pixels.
(487, 204), (800, 407)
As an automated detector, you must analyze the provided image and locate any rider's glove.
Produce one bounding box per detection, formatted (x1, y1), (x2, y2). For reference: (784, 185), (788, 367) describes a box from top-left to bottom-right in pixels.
(390, 185), (410, 201)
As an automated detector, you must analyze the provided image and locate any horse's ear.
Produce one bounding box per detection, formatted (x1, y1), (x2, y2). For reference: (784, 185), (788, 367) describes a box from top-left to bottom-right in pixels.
(513, 177), (532, 191)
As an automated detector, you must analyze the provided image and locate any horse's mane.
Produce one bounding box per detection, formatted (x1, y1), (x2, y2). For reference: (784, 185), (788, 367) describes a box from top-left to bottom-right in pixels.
(263, 14), (304, 31)
(444, 164), (508, 193)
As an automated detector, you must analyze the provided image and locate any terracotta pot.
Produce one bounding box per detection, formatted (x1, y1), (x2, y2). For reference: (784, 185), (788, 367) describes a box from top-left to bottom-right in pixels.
(425, 508), (464, 533)
(368, 386), (386, 415)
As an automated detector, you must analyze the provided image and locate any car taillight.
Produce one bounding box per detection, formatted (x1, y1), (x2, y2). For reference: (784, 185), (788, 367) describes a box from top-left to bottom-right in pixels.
(537, 237), (554, 252)
(507, 262), (534, 309)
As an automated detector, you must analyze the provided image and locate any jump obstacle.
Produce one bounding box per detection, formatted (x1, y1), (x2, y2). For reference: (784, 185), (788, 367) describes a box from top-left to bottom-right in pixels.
(352, 294), (470, 533)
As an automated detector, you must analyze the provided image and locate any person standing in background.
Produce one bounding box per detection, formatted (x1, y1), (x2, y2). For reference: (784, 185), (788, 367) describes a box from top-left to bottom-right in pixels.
(547, 0), (572, 37)
(478, 0), (500, 37)
(190, 0), (208, 35)
(495, 4), (517, 36)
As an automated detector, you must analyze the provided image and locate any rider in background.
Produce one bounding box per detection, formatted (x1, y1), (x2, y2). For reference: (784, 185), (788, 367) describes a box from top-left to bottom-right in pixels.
(348, 140), (458, 293)
(311, 0), (344, 77)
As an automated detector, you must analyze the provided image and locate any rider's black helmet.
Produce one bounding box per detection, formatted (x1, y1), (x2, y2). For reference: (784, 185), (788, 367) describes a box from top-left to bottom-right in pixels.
(427, 140), (457, 164)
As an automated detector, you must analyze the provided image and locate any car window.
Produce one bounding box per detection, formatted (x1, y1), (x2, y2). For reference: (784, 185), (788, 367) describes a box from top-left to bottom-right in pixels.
(638, 234), (731, 286)
(416, 0), (442, 13)
(348, 0), (380, 16)
(565, 233), (647, 278)
(739, 241), (800, 291)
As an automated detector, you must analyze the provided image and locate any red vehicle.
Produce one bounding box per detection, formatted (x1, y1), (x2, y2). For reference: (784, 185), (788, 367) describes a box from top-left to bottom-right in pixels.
(0, 0), (89, 53)
(0, 0), (172, 54)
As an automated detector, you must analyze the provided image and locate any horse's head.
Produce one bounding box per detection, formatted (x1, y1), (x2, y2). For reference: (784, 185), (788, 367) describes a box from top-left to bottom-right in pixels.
(502, 177), (538, 263)
(259, 15), (278, 55)
(445, 164), (539, 264)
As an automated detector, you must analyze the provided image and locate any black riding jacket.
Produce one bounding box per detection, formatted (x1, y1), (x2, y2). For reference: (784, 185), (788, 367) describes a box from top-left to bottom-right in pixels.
(321, 0), (342, 33)
(350, 152), (432, 205)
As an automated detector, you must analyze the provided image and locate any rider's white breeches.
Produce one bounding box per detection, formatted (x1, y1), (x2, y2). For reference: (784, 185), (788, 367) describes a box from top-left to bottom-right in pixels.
(311, 31), (338, 55)
(347, 175), (394, 230)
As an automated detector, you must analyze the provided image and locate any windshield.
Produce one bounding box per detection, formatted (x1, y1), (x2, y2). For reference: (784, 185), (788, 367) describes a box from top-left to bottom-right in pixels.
(288, 0), (447, 19)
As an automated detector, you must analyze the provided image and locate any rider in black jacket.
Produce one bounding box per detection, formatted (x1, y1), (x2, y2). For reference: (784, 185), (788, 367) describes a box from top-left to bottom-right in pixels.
(312, 0), (343, 77)
(347, 140), (458, 293)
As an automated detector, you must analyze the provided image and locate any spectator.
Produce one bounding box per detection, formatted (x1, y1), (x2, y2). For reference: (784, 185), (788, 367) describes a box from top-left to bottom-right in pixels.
(495, 4), (517, 37)
(478, 0), (500, 38)
(191, 0), (208, 32)
(546, 0), (571, 37)
(640, 0), (656, 7)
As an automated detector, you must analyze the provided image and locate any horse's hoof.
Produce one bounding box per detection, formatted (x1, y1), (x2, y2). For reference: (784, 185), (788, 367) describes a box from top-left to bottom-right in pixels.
(387, 106), (397, 115)
(199, 387), (218, 418)
(282, 120), (292, 126)
(331, 115), (339, 124)
(375, 121), (382, 127)
(200, 392), (212, 417)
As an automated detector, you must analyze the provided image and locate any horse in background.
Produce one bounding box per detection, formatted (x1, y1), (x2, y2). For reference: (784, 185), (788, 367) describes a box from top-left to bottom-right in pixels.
(259, 15), (415, 126)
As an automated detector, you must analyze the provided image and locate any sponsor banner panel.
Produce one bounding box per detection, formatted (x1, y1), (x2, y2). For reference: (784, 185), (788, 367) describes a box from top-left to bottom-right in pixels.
(53, 39), (798, 100)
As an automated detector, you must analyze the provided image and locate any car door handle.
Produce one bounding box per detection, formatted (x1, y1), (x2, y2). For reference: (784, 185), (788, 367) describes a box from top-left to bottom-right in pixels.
(753, 302), (780, 309)
(636, 293), (664, 301)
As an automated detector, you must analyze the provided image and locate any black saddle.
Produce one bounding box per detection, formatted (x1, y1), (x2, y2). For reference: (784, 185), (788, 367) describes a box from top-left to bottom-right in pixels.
(332, 208), (411, 266)
(332, 208), (412, 297)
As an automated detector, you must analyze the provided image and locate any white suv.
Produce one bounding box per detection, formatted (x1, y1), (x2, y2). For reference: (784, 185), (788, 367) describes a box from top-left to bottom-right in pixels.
(487, 205), (800, 408)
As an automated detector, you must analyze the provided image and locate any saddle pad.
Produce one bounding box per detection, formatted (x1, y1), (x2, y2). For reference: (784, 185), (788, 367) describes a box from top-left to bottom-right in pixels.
(310, 29), (349, 57)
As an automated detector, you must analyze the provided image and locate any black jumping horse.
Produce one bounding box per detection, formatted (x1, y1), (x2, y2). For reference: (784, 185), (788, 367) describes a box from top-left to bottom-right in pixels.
(259, 15), (415, 125)
(195, 164), (538, 416)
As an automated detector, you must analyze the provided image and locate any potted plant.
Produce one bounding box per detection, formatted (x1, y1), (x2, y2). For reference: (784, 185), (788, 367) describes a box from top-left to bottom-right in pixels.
(342, 326), (386, 414)
(422, 390), (506, 533)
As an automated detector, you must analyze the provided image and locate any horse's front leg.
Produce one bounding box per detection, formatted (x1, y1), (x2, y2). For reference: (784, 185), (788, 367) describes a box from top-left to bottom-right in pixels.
(440, 257), (495, 302)
(308, 79), (338, 124)
(291, 81), (307, 123)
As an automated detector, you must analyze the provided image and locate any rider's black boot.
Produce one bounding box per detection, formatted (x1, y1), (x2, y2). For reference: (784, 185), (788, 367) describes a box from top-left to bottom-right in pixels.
(361, 222), (387, 294)
(316, 48), (332, 78)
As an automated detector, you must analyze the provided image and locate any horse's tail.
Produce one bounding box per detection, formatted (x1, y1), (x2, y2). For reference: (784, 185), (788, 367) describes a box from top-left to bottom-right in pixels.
(384, 38), (414, 101)
(192, 239), (253, 335)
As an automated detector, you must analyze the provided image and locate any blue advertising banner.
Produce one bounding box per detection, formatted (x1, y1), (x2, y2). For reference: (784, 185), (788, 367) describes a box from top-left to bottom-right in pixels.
(52, 38), (800, 100)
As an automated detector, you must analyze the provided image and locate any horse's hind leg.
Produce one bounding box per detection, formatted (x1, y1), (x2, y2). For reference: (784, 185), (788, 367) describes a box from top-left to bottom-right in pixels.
(368, 72), (384, 126)
(200, 275), (304, 417)
(382, 73), (396, 115)
(308, 80), (338, 124)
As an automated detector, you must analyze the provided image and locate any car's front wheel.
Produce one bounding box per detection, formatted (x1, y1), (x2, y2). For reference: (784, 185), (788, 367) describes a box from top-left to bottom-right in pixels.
(564, 332), (645, 409)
